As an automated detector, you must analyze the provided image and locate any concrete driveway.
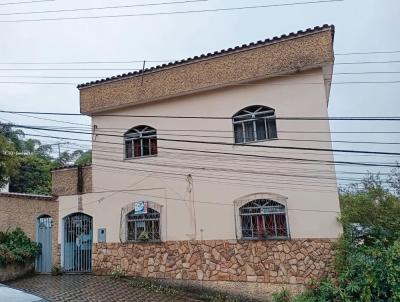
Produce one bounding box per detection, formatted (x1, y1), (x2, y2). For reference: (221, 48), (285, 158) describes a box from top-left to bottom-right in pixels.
(0, 283), (46, 302)
(7, 275), (201, 302)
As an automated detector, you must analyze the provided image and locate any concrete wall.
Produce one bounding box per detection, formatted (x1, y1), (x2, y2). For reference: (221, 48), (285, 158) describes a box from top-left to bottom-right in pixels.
(59, 69), (341, 244)
(0, 193), (59, 265)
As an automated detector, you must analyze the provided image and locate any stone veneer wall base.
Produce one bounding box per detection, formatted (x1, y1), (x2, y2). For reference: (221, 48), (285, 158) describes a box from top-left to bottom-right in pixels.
(154, 278), (305, 301)
(93, 239), (334, 298)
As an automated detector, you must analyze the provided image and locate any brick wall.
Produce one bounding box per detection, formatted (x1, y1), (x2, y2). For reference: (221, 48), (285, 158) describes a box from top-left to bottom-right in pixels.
(51, 165), (92, 196)
(0, 193), (59, 265)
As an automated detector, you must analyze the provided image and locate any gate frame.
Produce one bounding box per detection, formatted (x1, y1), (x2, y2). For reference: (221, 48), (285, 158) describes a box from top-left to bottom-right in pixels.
(61, 212), (93, 273)
(35, 214), (53, 273)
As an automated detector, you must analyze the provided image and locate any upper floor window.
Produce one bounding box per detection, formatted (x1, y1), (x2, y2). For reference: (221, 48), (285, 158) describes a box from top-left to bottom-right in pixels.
(124, 125), (157, 159)
(127, 206), (160, 242)
(233, 105), (277, 143)
(239, 199), (288, 239)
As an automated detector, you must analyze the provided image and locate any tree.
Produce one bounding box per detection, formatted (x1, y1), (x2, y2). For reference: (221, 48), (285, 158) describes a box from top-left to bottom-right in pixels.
(0, 134), (19, 189)
(75, 150), (92, 166)
(0, 123), (25, 152)
(8, 155), (54, 195)
(280, 167), (400, 302)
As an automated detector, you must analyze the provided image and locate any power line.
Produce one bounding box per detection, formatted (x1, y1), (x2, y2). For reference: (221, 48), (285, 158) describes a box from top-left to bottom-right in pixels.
(0, 0), (54, 6)
(335, 50), (400, 56)
(5, 122), (400, 145)
(0, 0), (344, 23)
(12, 129), (400, 168)
(1, 61), (400, 69)
(3, 80), (400, 86)
(5, 123), (400, 156)
(335, 60), (400, 65)
(2, 71), (400, 78)
(1, 110), (400, 121)
(0, 0), (207, 16)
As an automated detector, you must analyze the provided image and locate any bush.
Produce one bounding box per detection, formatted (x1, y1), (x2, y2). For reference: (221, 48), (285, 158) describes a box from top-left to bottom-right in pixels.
(111, 266), (126, 279)
(272, 289), (291, 302)
(273, 169), (400, 302)
(0, 228), (41, 266)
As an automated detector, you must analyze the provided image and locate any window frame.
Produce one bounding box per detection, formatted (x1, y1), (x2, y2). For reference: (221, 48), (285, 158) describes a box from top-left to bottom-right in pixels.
(232, 106), (278, 144)
(126, 207), (161, 243)
(124, 125), (157, 159)
(238, 199), (289, 240)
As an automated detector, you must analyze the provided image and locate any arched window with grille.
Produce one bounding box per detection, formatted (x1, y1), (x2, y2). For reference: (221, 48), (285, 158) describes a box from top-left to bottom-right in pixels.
(239, 199), (288, 239)
(124, 125), (157, 159)
(233, 105), (277, 143)
(126, 206), (161, 242)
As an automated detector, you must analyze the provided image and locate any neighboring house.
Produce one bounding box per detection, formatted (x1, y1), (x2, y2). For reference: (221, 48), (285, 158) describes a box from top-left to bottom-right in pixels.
(54, 25), (341, 294)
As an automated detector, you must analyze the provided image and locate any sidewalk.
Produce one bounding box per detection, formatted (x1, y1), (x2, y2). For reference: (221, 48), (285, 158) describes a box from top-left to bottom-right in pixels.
(0, 283), (46, 302)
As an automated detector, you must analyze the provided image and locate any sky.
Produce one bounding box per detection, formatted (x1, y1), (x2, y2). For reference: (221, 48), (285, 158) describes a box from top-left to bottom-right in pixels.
(0, 0), (399, 185)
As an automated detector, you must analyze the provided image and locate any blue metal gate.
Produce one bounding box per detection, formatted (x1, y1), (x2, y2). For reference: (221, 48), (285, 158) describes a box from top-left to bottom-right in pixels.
(63, 213), (93, 273)
(36, 215), (53, 273)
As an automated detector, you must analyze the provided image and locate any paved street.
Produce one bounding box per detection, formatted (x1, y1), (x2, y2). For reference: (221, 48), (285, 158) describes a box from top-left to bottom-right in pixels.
(7, 275), (201, 302)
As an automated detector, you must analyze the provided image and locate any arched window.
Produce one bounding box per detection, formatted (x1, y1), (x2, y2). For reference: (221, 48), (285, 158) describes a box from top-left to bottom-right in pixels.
(239, 199), (288, 239)
(126, 206), (160, 242)
(233, 105), (277, 143)
(124, 125), (157, 159)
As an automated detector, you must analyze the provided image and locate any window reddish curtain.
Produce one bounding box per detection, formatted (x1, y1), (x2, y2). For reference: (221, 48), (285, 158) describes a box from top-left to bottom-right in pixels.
(275, 214), (287, 236)
(254, 215), (265, 237)
(265, 214), (275, 236)
(150, 138), (158, 155)
(133, 140), (141, 157)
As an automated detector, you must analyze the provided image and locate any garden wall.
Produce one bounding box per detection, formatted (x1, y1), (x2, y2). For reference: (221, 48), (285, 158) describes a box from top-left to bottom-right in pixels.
(93, 239), (334, 285)
(0, 262), (34, 282)
(0, 192), (59, 265)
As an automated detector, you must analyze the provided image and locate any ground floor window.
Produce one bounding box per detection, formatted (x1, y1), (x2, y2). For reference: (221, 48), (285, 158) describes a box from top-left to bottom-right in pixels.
(239, 199), (288, 239)
(126, 207), (160, 242)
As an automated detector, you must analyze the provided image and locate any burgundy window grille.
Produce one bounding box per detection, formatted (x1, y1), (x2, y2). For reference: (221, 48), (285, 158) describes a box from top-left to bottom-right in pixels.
(239, 199), (288, 239)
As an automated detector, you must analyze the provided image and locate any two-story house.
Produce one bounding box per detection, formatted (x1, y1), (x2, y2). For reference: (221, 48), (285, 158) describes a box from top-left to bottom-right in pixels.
(53, 24), (341, 295)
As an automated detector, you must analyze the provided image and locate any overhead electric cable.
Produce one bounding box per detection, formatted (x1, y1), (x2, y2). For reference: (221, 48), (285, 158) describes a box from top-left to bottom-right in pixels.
(5, 123), (400, 156)
(1, 110), (400, 121)
(10, 128), (400, 168)
(0, 0), (344, 23)
(0, 0), (207, 16)
(0, 0), (54, 6)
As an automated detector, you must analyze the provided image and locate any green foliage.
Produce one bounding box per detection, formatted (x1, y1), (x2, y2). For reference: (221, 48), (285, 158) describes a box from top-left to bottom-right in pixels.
(9, 155), (54, 195)
(74, 150), (92, 166)
(111, 266), (126, 279)
(0, 228), (41, 266)
(0, 122), (93, 194)
(272, 289), (291, 302)
(275, 168), (400, 302)
(0, 134), (20, 188)
(55, 150), (88, 167)
(51, 264), (64, 276)
(138, 230), (150, 241)
(0, 123), (25, 152)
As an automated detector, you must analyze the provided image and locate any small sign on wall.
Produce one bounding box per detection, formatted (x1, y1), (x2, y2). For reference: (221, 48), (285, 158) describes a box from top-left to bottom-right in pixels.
(134, 201), (148, 214)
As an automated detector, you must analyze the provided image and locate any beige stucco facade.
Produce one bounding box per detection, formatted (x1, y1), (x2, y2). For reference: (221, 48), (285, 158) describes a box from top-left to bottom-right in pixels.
(58, 68), (341, 244)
